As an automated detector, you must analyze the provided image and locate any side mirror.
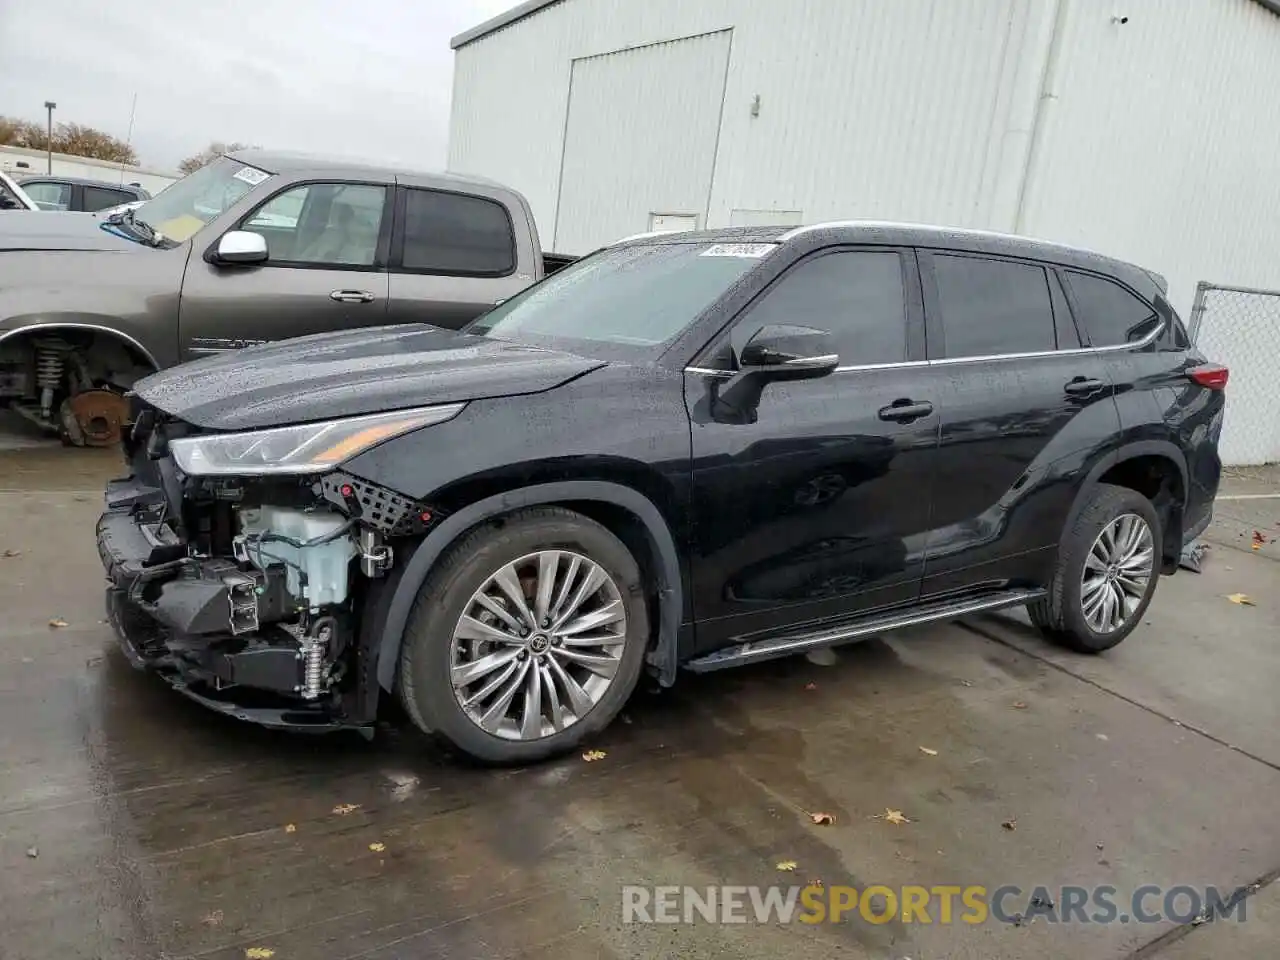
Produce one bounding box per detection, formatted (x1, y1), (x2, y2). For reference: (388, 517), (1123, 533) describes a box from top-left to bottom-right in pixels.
(215, 230), (268, 265)
(713, 325), (838, 424)
(740, 324), (839, 377)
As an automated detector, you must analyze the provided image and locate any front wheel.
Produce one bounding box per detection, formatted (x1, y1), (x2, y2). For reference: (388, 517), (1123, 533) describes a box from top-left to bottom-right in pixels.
(1029, 484), (1162, 653)
(397, 507), (649, 764)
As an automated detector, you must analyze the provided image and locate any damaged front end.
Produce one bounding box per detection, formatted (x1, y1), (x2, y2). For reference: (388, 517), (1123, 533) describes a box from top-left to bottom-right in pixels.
(97, 400), (461, 731)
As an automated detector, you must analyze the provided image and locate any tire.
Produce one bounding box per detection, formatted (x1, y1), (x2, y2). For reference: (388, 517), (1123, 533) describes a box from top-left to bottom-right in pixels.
(397, 506), (650, 764)
(1028, 483), (1162, 653)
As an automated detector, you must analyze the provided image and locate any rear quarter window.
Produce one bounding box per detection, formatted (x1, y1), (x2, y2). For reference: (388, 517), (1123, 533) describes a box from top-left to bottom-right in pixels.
(1063, 271), (1162, 346)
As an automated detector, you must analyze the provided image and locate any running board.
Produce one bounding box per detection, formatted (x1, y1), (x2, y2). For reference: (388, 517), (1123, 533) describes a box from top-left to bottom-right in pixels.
(685, 588), (1046, 673)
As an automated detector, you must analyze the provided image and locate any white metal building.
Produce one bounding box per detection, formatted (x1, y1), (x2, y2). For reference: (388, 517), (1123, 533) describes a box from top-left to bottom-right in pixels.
(448, 0), (1280, 322)
(0, 145), (178, 196)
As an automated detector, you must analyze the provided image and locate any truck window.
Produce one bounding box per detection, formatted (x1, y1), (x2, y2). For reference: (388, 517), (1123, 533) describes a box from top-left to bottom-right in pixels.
(245, 182), (386, 267)
(400, 189), (515, 276)
(931, 254), (1055, 358)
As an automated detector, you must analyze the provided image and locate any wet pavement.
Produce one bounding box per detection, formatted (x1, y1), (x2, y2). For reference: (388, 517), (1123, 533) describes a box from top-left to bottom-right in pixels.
(1, 434), (1278, 959)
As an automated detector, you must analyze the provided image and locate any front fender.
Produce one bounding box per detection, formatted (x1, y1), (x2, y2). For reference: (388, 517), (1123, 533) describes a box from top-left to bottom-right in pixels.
(370, 480), (684, 695)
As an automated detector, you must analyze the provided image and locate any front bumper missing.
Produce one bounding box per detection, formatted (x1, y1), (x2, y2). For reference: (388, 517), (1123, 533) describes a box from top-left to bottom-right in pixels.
(97, 479), (371, 734)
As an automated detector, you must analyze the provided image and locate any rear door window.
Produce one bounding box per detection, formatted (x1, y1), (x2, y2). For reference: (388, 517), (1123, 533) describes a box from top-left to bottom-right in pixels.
(736, 250), (908, 366)
(83, 185), (135, 212)
(929, 254), (1056, 358)
(399, 189), (515, 276)
(1063, 271), (1161, 346)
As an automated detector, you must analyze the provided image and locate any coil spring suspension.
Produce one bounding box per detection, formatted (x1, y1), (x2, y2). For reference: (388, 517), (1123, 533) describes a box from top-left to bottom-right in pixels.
(298, 618), (335, 700)
(35, 338), (70, 416)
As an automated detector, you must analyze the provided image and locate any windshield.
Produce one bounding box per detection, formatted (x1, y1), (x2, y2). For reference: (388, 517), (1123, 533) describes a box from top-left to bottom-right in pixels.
(132, 156), (271, 243)
(469, 241), (773, 353)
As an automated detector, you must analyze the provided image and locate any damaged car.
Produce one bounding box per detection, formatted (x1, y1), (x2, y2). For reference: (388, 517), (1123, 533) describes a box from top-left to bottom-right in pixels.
(97, 223), (1225, 763)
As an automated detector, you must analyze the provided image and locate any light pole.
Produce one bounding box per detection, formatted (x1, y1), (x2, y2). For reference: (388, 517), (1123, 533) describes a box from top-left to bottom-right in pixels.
(43, 100), (56, 173)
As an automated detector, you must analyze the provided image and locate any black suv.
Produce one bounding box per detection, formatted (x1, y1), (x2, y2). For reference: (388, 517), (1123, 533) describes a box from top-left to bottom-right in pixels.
(96, 223), (1226, 763)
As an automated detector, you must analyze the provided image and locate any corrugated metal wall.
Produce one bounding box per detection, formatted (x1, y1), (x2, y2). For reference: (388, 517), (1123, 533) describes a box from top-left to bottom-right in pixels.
(448, 0), (1038, 256)
(449, 0), (1280, 314)
(1018, 0), (1280, 314)
(553, 31), (732, 251)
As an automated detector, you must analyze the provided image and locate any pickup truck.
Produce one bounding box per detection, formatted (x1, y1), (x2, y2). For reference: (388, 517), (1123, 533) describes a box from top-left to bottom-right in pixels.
(0, 150), (570, 445)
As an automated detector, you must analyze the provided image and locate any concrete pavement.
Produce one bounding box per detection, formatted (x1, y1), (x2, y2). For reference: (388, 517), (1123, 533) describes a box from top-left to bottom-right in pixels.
(1, 442), (1277, 959)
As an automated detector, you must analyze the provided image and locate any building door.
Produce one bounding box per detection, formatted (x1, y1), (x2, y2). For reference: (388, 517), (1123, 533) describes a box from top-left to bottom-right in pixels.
(553, 30), (731, 253)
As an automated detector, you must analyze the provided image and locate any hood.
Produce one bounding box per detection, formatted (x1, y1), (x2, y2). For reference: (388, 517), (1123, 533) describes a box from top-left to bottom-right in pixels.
(0, 211), (143, 252)
(133, 324), (608, 431)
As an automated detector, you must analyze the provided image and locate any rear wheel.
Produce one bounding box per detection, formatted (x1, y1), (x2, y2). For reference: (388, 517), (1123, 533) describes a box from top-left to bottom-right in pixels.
(1029, 484), (1161, 653)
(397, 507), (649, 764)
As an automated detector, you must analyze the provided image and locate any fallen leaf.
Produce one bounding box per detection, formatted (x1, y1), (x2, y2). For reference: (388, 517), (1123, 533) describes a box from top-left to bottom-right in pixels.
(2, 548), (20, 558)
(582, 749), (607, 762)
(1252, 542), (1261, 551)
(369, 841), (386, 853)
(882, 808), (911, 826)
(1012, 701), (1027, 709)
(331, 803), (360, 815)
(1001, 818), (1017, 831)
(48, 618), (68, 629)
(245, 949), (275, 959)
(1252, 530), (1267, 545)
(804, 682), (818, 691)
(26, 846), (38, 858)
(918, 746), (938, 756)
(807, 878), (824, 888)
(1226, 593), (1256, 606)
(775, 860), (798, 871)
(809, 812), (835, 826)
(201, 910), (224, 927)
(284, 824), (296, 833)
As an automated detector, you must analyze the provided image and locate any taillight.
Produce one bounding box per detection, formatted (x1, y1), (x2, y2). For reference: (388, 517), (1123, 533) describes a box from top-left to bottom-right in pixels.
(1187, 364), (1229, 390)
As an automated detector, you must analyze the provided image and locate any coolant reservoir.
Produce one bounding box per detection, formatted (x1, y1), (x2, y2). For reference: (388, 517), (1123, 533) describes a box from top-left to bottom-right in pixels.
(236, 506), (357, 609)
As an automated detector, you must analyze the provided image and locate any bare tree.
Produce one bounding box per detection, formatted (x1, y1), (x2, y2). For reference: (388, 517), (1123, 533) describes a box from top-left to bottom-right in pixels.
(0, 115), (138, 164)
(178, 141), (253, 175)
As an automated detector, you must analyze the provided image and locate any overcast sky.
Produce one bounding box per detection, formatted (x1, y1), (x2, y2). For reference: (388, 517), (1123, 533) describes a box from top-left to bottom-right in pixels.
(0, 0), (517, 173)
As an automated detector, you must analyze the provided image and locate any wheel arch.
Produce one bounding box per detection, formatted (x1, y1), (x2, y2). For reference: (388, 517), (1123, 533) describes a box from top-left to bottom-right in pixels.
(371, 480), (684, 696)
(1068, 441), (1189, 571)
(0, 321), (160, 371)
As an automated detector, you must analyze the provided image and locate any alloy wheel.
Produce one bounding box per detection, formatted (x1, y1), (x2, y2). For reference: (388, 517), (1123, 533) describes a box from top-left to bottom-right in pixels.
(450, 550), (628, 740)
(1080, 513), (1154, 634)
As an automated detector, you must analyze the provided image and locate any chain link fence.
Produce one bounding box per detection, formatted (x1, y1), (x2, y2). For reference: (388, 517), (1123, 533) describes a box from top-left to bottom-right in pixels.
(1189, 281), (1280, 466)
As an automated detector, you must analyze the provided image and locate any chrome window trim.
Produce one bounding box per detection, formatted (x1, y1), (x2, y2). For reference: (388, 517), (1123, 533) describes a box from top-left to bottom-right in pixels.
(683, 319), (1164, 377)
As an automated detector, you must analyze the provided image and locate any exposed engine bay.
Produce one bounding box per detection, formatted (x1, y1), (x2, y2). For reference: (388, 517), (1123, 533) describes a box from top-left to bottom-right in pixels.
(98, 404), (442, 729)
(0, 330), (149, 445)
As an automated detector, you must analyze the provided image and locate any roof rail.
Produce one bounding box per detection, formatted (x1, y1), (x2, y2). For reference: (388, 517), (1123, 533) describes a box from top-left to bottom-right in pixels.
(609, 230), (673, 246)
(776, 219), (1099, 259)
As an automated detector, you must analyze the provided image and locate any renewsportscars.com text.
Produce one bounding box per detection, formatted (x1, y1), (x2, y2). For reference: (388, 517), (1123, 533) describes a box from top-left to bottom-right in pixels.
(622, 884), (1249, 926)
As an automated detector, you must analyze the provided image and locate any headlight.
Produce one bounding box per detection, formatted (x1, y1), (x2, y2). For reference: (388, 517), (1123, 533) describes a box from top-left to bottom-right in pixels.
(169, 403), (464, 476)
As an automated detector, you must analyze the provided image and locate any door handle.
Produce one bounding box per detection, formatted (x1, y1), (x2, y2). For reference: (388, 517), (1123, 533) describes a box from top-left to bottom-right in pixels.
(330, 289), (375, 304)
(1064, 377), (1106, 398)
(877, 399), (934, 423)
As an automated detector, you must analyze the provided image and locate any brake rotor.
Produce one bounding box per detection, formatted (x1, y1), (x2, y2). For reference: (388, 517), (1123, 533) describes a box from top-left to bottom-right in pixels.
(60, 390), (130, 447)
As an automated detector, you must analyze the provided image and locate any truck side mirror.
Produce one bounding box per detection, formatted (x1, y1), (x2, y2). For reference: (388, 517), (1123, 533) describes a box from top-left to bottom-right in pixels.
(215, 230), (268, 265)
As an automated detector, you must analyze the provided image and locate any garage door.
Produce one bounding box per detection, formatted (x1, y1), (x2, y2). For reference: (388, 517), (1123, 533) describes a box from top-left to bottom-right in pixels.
(553, 31), (732, 254)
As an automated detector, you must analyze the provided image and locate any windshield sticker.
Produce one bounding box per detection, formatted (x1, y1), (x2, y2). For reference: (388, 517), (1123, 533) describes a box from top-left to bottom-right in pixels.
(232, 165), (270, 186)
(699, 243), (777, 258)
